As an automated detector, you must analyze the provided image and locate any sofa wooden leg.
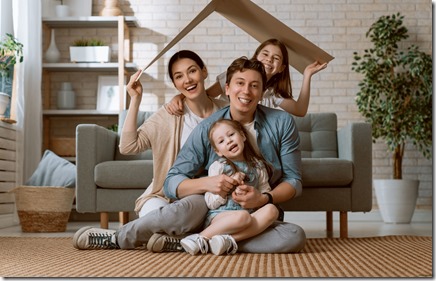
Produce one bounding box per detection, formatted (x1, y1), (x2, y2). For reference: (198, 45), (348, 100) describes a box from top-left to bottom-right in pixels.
(119, 211), (129, 226)
(326, 211), (333, 238)
(340, 211), (348, 238)
(100, 212), (109, 229)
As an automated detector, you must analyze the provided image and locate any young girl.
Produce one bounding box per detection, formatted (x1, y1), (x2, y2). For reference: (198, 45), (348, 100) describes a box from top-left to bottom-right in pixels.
(165, 38), (327, 117)
(180, 119), (279, 256)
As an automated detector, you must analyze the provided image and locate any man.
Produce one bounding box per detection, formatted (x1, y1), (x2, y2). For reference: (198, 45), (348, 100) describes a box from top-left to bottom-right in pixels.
(73, 57), (305, 253)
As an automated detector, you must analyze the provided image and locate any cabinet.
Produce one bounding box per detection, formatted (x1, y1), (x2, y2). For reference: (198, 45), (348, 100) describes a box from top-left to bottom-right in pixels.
(0, 121), (17, 228)
(41, 16), (137, 159)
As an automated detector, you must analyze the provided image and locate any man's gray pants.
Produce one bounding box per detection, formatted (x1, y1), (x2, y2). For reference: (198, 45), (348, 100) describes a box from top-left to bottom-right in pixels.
(116, 194), (306, 253)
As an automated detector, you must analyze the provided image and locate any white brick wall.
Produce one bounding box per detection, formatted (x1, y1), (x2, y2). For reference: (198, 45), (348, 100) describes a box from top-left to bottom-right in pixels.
(84, 0), (433, 208)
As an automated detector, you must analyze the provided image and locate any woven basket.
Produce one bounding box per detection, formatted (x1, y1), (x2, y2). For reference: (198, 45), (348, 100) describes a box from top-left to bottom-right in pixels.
(11, 186), (75, 233)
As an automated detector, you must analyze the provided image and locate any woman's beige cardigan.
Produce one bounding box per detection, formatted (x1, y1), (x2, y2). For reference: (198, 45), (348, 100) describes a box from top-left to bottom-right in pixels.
(119, 99), (227, 214)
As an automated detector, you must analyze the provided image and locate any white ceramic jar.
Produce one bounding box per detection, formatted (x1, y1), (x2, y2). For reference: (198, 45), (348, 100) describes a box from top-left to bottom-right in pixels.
(57, 82), (76, 109)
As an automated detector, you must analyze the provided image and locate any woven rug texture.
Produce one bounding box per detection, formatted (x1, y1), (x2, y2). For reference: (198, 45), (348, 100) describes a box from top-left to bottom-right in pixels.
(0, 235), (431, 277)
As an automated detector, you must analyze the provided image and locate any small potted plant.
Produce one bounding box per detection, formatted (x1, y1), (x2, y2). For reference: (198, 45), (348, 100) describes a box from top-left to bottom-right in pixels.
(351, 13), (432, 223)
(0, 33), (23, 117)
(69, 38), (110, 63)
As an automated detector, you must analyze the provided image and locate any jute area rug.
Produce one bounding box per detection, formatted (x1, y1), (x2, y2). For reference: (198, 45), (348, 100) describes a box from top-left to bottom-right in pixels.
(0, 235), (431, 278)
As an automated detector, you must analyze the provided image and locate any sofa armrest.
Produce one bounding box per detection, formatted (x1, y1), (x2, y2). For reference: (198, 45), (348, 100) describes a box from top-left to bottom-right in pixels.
(337, 122), (372, 211)
(76, 124), (118, 212)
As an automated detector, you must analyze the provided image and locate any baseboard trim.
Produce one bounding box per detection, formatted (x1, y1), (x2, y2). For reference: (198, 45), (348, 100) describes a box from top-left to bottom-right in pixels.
(0, 213), (19, 229)
(284, 209), (432, 223)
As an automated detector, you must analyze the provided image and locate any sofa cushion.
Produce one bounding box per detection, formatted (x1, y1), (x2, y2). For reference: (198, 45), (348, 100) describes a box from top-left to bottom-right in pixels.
(294, 113), (338, 158)
(95, 160), (153, 189)
(301, 158), (353, 187)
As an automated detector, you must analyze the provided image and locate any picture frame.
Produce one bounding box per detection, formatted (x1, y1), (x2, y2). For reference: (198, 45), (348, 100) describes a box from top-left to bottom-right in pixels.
(97, 76), (125, 111)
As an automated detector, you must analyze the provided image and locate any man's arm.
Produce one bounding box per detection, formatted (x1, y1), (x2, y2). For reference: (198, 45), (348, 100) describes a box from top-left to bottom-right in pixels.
(237, 110), (302, 208)
(163, 122), (210, 199)
(277, 116), (302, 198)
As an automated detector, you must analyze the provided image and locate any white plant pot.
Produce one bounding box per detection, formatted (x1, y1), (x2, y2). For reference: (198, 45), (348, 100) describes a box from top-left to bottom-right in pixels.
(374, 179), (419, 224)
(69, 46), (110, 63)
(0, 92), (10, 117)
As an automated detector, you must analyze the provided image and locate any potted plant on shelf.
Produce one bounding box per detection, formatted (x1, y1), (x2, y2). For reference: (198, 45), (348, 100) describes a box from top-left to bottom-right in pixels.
(352, 13), (432, 223)
(0, 33), (23, 118)
(69, 39), (110, 63)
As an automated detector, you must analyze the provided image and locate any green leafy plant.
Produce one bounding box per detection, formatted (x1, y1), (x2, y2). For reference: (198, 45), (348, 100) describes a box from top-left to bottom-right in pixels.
(352, 13), (432, 179)
(0, 33), (24, 78)
(72, 39), (106, 47)
(107, 124), (118, 132)
(0, 33), (23, 94)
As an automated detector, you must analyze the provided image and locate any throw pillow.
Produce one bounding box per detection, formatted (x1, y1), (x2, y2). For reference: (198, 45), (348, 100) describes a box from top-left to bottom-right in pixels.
(25, 150), (76, 188)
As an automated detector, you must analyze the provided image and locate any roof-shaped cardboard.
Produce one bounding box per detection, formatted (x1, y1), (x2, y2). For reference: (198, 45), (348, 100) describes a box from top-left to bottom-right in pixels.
(140, 0), (334, 76)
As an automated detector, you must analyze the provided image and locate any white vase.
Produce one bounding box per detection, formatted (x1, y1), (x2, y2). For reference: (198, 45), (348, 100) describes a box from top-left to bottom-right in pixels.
(45, 29), (61, 63)
(55, 5), (70, 17)
(57, 82), (76, 109)
(374, 179), (419, 224)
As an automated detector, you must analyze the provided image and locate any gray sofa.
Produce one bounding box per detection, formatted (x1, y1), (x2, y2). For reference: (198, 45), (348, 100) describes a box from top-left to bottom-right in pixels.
(75, 111), (372, 238)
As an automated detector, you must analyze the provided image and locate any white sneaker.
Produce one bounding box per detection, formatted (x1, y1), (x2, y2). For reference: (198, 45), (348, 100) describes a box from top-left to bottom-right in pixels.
(72, 226), (119, 250)
(180, 234), (209, 255)
(209, 234), (238, 255)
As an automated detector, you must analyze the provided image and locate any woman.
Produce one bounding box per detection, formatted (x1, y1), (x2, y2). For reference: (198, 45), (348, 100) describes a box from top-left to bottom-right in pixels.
(120, 50), (228, 217)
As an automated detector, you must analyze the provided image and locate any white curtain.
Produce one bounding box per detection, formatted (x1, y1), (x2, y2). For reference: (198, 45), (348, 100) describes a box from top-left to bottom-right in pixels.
(12, 1), (42, 184)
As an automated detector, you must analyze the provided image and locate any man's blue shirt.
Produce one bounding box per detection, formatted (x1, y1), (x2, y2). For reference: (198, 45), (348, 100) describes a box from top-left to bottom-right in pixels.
(163, 105), (302, 199)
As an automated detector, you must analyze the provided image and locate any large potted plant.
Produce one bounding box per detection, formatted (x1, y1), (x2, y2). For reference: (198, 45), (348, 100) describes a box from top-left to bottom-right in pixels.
(0, 33), (23, 118)
(352, 13), (432, 223)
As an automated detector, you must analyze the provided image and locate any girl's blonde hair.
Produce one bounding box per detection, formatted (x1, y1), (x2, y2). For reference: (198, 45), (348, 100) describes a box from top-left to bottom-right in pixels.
(208, 119), (273, 178)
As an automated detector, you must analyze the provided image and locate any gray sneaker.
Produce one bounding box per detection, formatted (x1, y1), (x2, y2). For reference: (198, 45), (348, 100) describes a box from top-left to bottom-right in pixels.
(147, 233), (184, 252)
(180, 234), (209, 255)
(209, 234), (238, 255)
(72, 226), (119, 250)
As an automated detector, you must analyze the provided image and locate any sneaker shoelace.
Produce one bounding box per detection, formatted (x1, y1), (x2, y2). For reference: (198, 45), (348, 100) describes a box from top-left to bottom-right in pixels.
(196, 236), (209, 254)
(162, 236), (183, 252)
(223, 235), (238, 255)
(88, 233), (118, 249)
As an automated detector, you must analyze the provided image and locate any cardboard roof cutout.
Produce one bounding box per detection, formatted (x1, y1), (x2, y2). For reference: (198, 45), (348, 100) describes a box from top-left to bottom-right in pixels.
(137, 0), (334, 80)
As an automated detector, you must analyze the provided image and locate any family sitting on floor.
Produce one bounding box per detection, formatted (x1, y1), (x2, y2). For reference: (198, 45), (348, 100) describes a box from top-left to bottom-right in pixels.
(73, 38), (327, 255)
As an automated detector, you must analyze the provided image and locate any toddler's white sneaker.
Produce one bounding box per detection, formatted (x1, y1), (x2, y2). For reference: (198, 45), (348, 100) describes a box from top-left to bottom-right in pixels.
(209, 234), (238, 256)
(180, 234), (209, 255)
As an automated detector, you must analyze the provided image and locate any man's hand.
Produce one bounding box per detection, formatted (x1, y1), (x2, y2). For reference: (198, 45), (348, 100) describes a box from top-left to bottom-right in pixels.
(206, 174), (244, 198)
(232, 185), (265, 209)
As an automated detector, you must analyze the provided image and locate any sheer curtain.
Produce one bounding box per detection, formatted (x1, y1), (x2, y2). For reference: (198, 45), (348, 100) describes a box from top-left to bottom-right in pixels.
(12, 0), (42, 184)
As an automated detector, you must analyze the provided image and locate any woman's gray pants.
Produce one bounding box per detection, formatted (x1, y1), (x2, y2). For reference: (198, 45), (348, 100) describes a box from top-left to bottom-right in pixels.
(116, 194), (306, 253)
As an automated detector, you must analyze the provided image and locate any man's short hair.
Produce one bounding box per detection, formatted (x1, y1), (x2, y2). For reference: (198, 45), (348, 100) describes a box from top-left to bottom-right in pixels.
(225, 56), (267, 92)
